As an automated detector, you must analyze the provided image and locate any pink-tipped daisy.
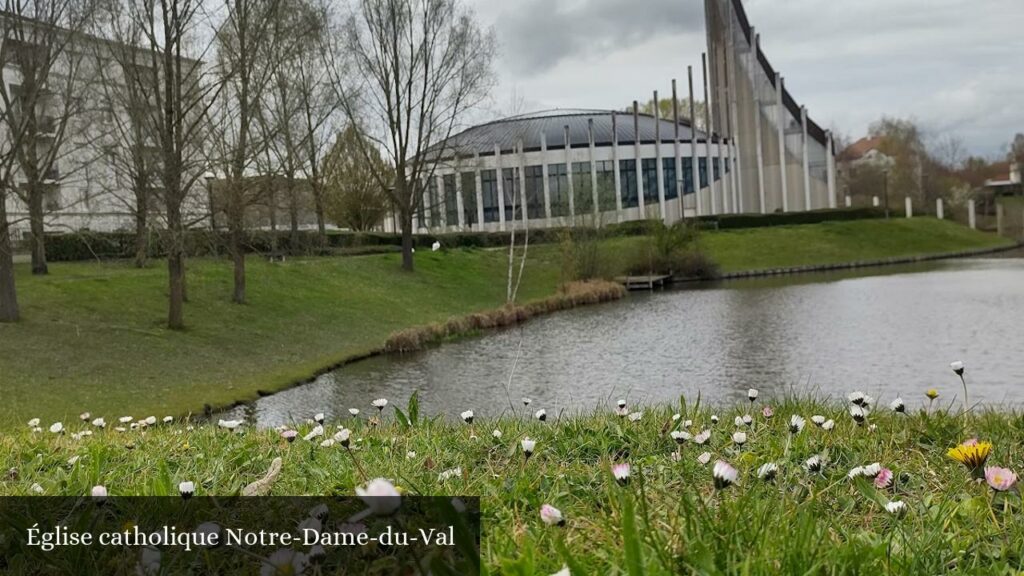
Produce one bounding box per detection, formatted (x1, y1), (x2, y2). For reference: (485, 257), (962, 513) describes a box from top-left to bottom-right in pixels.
(985, 467), (1018, 492)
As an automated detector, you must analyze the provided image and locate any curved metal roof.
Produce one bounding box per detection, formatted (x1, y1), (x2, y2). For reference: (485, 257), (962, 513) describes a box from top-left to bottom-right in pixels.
(440, 109), (711, 158)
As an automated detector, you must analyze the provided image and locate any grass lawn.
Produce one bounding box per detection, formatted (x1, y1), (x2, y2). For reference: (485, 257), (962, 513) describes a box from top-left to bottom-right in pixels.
(3, 397), (1023, 573)
(0, 218), (1011, 425)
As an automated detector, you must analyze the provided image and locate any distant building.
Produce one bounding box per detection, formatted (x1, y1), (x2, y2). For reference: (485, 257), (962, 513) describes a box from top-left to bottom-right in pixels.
(984, 161), (1022, 195)
(839, 137), (892, 168)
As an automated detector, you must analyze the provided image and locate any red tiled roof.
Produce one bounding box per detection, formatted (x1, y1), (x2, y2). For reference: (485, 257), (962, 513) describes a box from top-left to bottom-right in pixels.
(839, 136), (884, 161)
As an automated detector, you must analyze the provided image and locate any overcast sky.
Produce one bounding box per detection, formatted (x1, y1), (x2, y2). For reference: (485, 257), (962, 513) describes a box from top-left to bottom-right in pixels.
(465, 0), (1024, 158)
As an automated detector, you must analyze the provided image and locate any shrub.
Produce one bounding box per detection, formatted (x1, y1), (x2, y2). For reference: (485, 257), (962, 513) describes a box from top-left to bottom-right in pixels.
(382, 280), (625, 353)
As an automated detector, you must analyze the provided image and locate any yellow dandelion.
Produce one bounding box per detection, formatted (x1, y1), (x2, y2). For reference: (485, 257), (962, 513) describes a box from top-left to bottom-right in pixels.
(947, 441), (991, 470)
(926, 388), (939, 400)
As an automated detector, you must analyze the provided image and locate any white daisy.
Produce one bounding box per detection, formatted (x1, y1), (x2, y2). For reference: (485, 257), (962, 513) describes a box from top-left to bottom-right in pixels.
(540, 504), (564, 526)
(757, 462), (778, 481)
(885, 500), (907, 516)
(789, 415), (805, 434)
(712, 460), (739, 489)
(693, 430), (711, 445)
(612, 463), (631, 486)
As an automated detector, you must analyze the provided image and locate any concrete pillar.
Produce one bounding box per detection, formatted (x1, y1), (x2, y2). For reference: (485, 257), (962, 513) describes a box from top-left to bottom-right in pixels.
(633, 103), (644, 216)
(905, 196), (913, 218)
(652, 92), (666, 221)
(474, 153), (484, 227)
(518, 140), (528, 229)
(564, 125), (575, 225)
(752, 32), (766, 214)
(826, 131), (837, 209)
(775, 73), (789, 212)
(727, 20), (743, 213)
(672, 79), (684, 221)
(541, 132), (552, 221)
(872, 196), (880, 207)
(495, 144), (505, 230)
(688, 67), (702, 216)
(702, 53), (718, 215)
(968, 199), (976, 229)
(845, 195), (852, 208)
(589, 118), (600, 222)
(720, 143), (730, 213)
(612, 113), (623, 219)
(936, 197), (944, 220)
(800, 106), (811, 211)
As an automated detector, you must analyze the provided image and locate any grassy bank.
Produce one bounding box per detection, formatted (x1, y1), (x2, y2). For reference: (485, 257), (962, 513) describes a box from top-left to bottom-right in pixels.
(3, 395), (1023, 573)
(0, 218), (1011, 425)
(596, 217), (1013, 274)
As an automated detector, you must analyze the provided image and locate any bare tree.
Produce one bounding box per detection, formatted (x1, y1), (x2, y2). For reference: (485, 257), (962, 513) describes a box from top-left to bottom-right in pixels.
(120, 0), (222, 329)
(92, 5), (163, 267)
(261, 0), (335, 251)
(326, 0), (495, 272)
(0, 0), (98, 276)
(209, 0), (285, 304)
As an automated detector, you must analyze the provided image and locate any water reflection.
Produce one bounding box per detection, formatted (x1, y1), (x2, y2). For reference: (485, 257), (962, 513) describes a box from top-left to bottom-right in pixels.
(222, 257), (1024, 427)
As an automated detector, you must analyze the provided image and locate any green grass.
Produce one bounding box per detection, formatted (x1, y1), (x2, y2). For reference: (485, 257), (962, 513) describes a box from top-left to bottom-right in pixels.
(0, 218), (1010, 425)
(702, 217), (1011, 273)
(4, 397), (1024, 573)
(0, 249), (562, 426)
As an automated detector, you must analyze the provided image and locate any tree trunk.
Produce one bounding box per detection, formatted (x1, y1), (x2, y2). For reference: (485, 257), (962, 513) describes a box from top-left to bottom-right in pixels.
(167, 207), (185, 330)
(134, 206), (148, 268)
(230, 215), (246, 304)
(400, 210), (414, 272)
(287, 175), (299, 255)
(0, 195), (20, 322)
(28, 188), (48, 275)
(313, 181), (326, 252)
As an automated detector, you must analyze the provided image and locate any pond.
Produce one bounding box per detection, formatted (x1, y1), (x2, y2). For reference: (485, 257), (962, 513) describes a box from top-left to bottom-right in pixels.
(222, 253), (1024, 427)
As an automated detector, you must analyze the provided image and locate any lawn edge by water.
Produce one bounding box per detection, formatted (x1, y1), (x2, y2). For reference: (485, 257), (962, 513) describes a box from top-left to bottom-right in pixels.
(0, 218), (1012, 426)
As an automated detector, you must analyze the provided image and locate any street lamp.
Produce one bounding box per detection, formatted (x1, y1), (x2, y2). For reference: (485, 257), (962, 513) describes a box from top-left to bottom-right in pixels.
(204, 172), (216, 230)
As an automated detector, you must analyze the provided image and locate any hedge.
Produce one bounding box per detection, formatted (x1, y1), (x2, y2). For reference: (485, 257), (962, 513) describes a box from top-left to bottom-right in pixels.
(41, 207), (885, 262)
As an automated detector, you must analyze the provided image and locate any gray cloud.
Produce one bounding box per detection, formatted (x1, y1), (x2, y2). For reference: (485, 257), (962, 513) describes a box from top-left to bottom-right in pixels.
(495, 0), (705, 74)
(469, 0), (1024, 157)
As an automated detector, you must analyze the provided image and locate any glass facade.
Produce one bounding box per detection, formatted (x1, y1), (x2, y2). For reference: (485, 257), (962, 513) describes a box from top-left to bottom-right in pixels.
(595, 160), (616, 211)
(571, 162), (592, 215)
(481, 169), (499, 223)
(502, 167), (521, 222)
(460, 172), (478, 227)
(524, 165), (544, 219)
(641, 158), (659, 204)
(443, 174), (458, 226)
(433, 150), (729, 228)
(619, 159), (638, 208)
(427, 178), (441, 227)
(548, 163), (569, 217)
(662, 158), (678, 200)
